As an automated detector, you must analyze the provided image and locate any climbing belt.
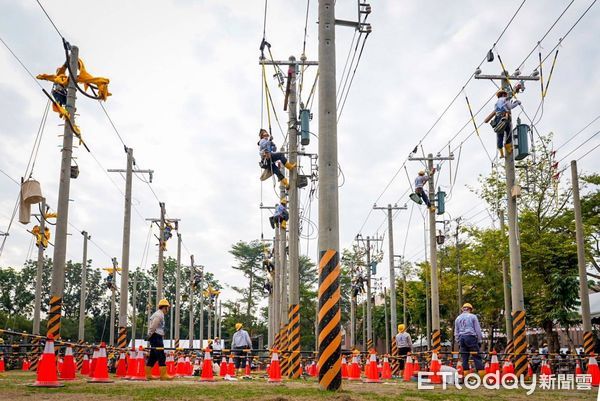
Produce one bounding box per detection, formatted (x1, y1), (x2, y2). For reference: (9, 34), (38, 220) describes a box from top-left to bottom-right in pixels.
(317, 249), (341, 391)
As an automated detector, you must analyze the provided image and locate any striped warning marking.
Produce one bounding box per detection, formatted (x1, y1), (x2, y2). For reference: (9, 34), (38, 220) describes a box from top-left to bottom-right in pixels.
(431, 329), (441, 353)
(366, 338), (373, 351)
(511, 310), (528, 377)
(175, 338), (180, 350)
(118, 327), (127, 349)
(29, 336), (40, 371)
(47, 296), (62, 340)
(505, 340), (514, 358)
(279, 325), (289, 377)
(584, 331), (595, 355)
(76, 339), (84, 370)
(318, 249), (341, 391)
(287, 304), (301, 379)
(391, 340), (399, 376)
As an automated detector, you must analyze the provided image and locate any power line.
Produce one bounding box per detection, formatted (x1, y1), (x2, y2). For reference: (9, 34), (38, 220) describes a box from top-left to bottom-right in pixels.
(34, 0), (64, 39)
(557, 130), (600, 164)
(554, 113), (600, 152)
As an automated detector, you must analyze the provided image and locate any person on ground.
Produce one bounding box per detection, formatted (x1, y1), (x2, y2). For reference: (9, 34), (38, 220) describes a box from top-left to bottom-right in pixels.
(454, 303), (485, 377)
(146, 298), (173, 380)
(213, 337), (222, 360)
(484, 87), (522, 158)
(258, 129), (296, 188)
(395, 324), (413, 374)
(414, 170), (435, 212)
(231, 323), (252, 375)
(269, 198), (289, 229)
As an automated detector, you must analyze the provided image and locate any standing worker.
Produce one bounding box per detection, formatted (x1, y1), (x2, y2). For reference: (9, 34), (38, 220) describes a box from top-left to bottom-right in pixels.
(231, 323), (252, 375)
(146, 299), (174, 380)
(395, 324), (413, 374)
(454, 303), (485, 377)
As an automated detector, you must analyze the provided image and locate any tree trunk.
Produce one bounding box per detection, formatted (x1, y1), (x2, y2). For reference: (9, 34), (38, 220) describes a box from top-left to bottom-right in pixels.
(543, 319), (560, 353)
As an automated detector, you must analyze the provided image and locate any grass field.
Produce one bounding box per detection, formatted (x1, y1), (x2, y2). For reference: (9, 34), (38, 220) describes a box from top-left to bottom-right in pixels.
(0, 371), (597, 401)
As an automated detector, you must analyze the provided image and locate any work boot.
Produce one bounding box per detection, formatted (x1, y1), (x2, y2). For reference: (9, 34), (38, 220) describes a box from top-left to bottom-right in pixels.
(429, 206), (436, 213)
(285, 162), (296, 170)
(146, 366), (157, 380)
(159, 366), (174, 381)
(499, 147), (505, 159)
(504, 143), (513, 155)
(281, 178), (290, 189)
(281, 220), (287, 229)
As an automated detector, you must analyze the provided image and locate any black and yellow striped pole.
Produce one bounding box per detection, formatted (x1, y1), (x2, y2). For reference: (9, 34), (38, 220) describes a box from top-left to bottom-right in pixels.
(391, 340), (399, 376)
(511, 310), (527, 376)
(431, 329), (441, 353)
(117, 327), (127, 350)
(287, 304), (301, 378)
(279, 324), (289, 377)
(29, 336), (40, 371)
(366, 338), (373, 351)
(317, 250), (342, 391)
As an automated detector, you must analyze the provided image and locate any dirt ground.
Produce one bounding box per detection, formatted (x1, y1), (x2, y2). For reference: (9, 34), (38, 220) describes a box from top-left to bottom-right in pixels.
(0, 371), (598, 401)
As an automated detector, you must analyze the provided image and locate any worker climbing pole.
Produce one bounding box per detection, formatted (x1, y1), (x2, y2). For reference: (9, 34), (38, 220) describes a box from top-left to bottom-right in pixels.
(475, 53), (539, 377)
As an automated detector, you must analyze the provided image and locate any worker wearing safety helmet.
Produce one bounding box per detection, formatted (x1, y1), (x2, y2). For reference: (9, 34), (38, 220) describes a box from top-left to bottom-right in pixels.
(454, 303), (484, 377)
(395, 324), (413, 373)
(414, 170), (435, 212)
(231, 322), (252, 374)
(146, 299), (173, 380)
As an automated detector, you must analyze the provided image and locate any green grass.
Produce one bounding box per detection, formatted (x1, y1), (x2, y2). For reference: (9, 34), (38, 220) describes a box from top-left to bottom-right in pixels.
(1, 371), (596, 401)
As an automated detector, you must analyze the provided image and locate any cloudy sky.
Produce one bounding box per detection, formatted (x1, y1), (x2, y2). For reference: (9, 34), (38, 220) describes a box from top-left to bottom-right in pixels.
(0, 0), (599, 306)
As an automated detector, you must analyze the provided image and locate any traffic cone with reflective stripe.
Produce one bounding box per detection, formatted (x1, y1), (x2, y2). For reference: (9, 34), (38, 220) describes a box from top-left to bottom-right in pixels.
(487, 351), (500, 384)
(412, 355), (420, 377)
(130, 347), (147, 381)
(89, 348), (98, 378)
(125, 349), (136, 379)
(227, 355), (235, 376)
(245, 357), (251, 376)
(527, 362), (533, 378)
(30, 335), (64, 387)
(341, 356), (349, 379)
(575, 359), (583, 375)
(81, 354), (90, 375)
(116, 352), (127, 378)
(268, 349), (281, 383)
(0, 355), (5, 373)
(429, 351), (442, 384)
(502, 357), (515, 376)
(365, 350), (381, 383)
(22, 358), (30, 371)
(456, 359), (464, 382)
(200, 348), (215, 381)
(60, 346), (76, 380)
(89, 343), (113, 383)
(166, 352), (176, 376)
(403, 354), (414, 382)
(587, 354), (600, 387)
(219, 356), (228, 377)
(381, 355), (392, 379)
(187, 356), (194, 376)
(349, 353), (361, 380)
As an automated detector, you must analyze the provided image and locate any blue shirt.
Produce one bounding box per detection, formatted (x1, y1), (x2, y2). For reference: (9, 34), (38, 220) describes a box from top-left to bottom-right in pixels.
(415, 175), (429, 189)
(259, 138), (277, 157)
(274, 204), (286, 217)
(494, 97), (521, 114)
(454, 311), (482, 342)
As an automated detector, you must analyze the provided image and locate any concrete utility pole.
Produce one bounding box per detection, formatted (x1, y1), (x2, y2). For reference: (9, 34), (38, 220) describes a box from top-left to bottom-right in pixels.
(572, 160), (594, 354)
(356, 234), (383, 350)
(498, 210), (513, 347)
(373, 204), (406, 349)
(131, 271), (138, 347)
(455, 218), (463, 311)
(199, 265), (204, 344)
(278, 181), (288, 340)
(78, 231), (89, 341)
(146, 205), (179, 307)
(409, 152), (453, 351)
(273, 231), (281, 341)
(475, 69), (537, 376)
(423, 218), (431, 350)
(47, 44), (78, 339)
(108, 147), (153, 349)
(32, 198), (47, 336)
(175, 233), (182, 348)
(394, 255), (408, 326)
(189, 256), (195, 348)
(349, 263), (356, 348)
(383, 287), (389, 354)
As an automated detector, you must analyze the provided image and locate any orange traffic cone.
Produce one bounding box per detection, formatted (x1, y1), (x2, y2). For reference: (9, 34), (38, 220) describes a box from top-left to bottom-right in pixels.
(502, 358), (515, 377)
(268, 349), (282, 383)
(166, 352), (176, 376)
(219, 356), (228, 377)
(487, 351), (500, 384)
(349, 353), (361, 381)
(22, 358), (30, 371)
(125, 349), (137, 379)
(30, 334), (64, 387)
(175, 354), (186, 377)
(227, 355), (235, 376)
(60, 345), (76, 380)
(88, 343), (113, 383)
(245, 357), (252, 376)
(412, 356), (420, 377)
(81, 354), (90, 375)
(456, 359), (464, 382)
(200, 348), (215, 382)
(130, 347), (147, 381)
(0, 356), (5, 373)
(403, 354), (414, 382)
(89, 348), (98, 378)
(429, 351), (442, 384)
(575, 360), (583, 375)
(587, 354), (600, 387)
(341, 356), (349, 379)
(381, 355), (392, 380)
(527, 362), (533, 378)
(116, 352), (127, 378)
(365, 350), (381, 383)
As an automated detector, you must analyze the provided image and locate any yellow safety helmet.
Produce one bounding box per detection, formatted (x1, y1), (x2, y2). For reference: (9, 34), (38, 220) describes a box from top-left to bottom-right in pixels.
(397, 324), (406, 333)
(418, 170), (425, 176)
(280, 198), (288, 205)
(462, 302), (473, 310)
(235, 323), (243, 330)
(158, 299), (170, 308)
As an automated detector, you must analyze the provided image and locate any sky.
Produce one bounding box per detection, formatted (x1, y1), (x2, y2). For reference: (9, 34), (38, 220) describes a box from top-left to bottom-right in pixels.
(0, 0), (599, 309)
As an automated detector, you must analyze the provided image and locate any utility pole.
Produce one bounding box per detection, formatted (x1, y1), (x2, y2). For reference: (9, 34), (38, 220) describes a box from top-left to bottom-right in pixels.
(572, 160), (594, 354)
(498, 210), (513, 350)
(356, 235), (383, 350)
(32, 198), (47, 335)
(108, 147), (153, 350)
(409, 152), (453, 351)
(475, 67), (537, 376)
(373, 204), (406, 357)
(47, 44), (78, 339)
(278, 180), (288, 352)
(273, 230), (281, 341)
(174, 233), (182, 349)
(189, 256), (196, 348)
(109, 257), (118, 347)
(78, 231), (89, 341)
(199, 264), (204, 345)
(455, 218), (463, 311)
(423, 215), (431, 350)
(146, 205), (179, 307)
(383, 287), (389, 354)
(349, 263), (356, 348)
